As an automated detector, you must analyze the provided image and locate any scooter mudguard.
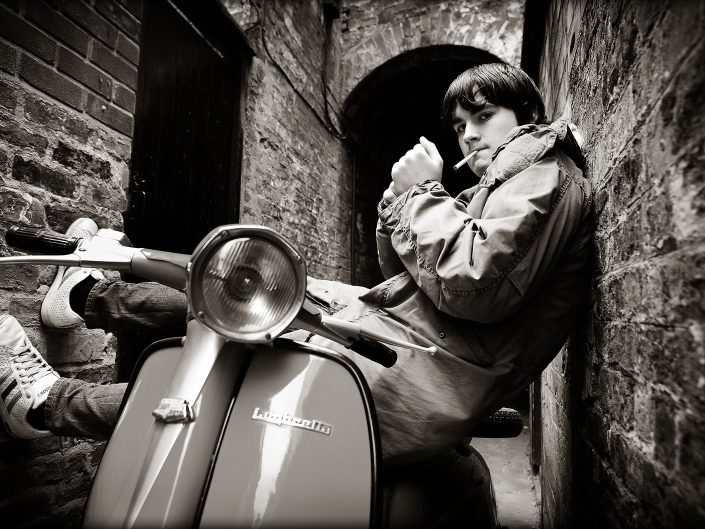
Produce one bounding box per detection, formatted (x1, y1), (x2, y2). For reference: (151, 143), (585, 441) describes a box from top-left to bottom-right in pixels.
(200, 339), (378, 528)
(83, 338), (379, 528)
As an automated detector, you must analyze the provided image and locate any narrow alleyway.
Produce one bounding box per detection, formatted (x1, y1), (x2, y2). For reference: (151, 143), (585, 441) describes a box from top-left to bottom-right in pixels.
(473, 408), (540, 529)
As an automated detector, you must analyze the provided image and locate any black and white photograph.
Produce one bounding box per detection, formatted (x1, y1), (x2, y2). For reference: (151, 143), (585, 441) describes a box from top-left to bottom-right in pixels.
(0, 0), (703, 527)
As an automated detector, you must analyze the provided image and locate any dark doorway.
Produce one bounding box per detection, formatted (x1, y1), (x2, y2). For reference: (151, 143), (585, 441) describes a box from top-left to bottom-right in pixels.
(118, 0), (253, 382)
(343, 45), (502, 286)
(125, 0), (254, 254)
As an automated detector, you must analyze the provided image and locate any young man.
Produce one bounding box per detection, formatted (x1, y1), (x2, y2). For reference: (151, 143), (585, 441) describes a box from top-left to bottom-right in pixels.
(0, 63), (592, 465)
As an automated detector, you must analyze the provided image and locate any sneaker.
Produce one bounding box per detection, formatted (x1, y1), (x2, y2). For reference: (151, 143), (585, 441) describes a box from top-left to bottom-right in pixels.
(41, 218), (105, 329)
(0, 315), (60, 439)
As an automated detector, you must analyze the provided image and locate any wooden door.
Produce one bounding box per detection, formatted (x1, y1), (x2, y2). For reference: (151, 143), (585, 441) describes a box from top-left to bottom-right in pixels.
(125, 0), (253, 254)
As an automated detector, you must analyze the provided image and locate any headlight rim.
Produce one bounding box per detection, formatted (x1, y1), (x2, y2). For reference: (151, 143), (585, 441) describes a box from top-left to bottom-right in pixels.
(187, 225), (306, 343)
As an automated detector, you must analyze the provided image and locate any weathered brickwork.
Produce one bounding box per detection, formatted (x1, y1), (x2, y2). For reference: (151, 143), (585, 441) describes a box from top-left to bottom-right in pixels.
(536, 1), (705, 527)
(341, 0), (524, 101)
(225, 0), (353, 281)
(0, 1), (140, 526)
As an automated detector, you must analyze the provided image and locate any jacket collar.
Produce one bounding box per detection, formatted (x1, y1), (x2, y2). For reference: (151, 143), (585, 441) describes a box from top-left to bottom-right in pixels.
(482, 117), (581, 186)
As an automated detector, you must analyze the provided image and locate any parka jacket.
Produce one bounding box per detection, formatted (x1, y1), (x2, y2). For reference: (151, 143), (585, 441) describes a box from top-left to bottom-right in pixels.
(306, 118), (593, 464)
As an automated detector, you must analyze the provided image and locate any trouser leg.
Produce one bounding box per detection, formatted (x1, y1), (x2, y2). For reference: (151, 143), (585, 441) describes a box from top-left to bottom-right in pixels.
(84, 280), (188, 380)
(384, 449), (497, 528)
(84, 280), (188, 334)
(41, 281), (186, 438)
(44, 378), (127, 440)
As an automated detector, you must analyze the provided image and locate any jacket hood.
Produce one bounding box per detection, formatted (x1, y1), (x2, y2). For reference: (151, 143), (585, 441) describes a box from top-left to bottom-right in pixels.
(486, 117), (585, 185)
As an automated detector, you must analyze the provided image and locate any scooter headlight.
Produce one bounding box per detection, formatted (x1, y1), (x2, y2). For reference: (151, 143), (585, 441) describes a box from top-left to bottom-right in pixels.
(188, 226), (306, 342)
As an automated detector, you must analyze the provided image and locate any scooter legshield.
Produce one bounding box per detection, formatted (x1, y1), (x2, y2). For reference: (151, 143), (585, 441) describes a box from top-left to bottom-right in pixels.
(83, 339), (378, 528)
(200, 339), (378, 528)
(83, 340), (248, 528)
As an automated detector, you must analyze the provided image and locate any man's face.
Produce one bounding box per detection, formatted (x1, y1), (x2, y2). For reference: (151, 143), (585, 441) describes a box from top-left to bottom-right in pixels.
(451, 100), (520, 176)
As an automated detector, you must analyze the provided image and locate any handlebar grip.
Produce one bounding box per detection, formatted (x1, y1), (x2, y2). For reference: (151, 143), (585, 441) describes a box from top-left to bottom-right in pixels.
(346, 337), (397, 368)
(6, 226), (80, 255)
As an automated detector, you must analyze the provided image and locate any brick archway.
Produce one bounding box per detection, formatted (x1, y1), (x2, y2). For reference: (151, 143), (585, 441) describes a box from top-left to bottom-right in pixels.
(342, 44), (503, 286)
(340, 0), (524, 103)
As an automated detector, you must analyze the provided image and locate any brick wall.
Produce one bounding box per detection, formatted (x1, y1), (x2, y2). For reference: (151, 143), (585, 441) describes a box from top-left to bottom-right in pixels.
(225, 0), (354, 282)
(0, 0), (141, 526)
(535, 1), (705, 527)
(341, 0), (524, 101)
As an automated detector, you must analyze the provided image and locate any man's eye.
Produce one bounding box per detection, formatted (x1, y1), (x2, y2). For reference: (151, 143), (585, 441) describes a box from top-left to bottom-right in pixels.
(479, 112), (493, 121)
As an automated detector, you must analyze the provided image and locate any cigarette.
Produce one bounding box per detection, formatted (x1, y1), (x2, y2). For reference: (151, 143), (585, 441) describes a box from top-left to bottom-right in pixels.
(453, 150), (478, 170)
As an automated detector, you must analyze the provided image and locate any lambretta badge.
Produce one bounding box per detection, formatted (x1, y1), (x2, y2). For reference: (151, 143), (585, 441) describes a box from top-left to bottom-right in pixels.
(251, 407), (333, 436)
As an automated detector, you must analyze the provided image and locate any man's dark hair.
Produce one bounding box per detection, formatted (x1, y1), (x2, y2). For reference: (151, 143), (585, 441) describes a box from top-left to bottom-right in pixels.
(441, 63), (547, 127)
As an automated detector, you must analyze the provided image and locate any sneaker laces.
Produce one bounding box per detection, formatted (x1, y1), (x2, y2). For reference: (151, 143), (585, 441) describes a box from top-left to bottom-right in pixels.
(14, 343), (54, 398)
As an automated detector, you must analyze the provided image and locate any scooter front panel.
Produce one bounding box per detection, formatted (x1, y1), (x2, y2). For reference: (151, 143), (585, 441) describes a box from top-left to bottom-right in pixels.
(83, 342), (247, 528)
(200, 343), (375, 527)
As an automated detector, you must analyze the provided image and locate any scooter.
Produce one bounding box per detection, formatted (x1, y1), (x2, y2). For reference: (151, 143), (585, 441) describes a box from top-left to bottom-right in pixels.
(2, 223), (523, 528)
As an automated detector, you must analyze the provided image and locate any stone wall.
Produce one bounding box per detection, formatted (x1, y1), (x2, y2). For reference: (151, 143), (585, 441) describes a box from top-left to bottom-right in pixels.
(0, 0), (140, 526)
(0, 0), (352, 524)
(535, 1), (705, 527)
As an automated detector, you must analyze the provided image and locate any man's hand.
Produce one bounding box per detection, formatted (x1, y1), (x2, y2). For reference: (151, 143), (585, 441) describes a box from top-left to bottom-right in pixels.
(389, 137), (443, 197)
(382, 182), (398, 203)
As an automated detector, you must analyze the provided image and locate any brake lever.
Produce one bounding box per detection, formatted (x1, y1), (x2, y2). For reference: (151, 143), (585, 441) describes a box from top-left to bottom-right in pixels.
(74, 235), (137, 271)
